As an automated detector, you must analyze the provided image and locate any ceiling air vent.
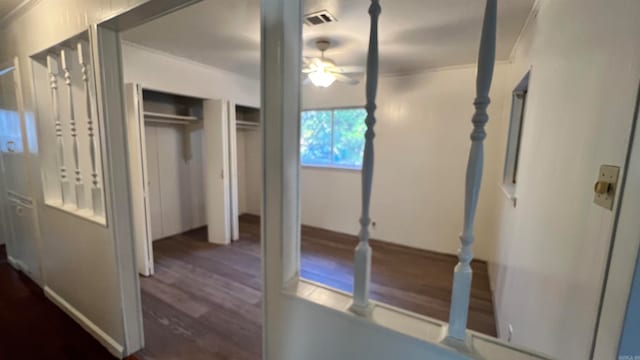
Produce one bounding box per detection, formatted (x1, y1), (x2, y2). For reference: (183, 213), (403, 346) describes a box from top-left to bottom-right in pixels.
(304, 10), (337, 26)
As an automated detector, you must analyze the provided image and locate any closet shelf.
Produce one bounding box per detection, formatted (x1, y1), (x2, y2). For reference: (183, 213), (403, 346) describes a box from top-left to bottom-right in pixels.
(144, 111), (200, 124)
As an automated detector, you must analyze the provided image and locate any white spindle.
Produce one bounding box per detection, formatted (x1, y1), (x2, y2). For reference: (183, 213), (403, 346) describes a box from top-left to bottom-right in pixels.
(447, 0), (497, 342)
(61, 48), (85, 209)
(350, 0), (381, 317)
(47, 54), (70, 204)
(77, 41), (104, 217)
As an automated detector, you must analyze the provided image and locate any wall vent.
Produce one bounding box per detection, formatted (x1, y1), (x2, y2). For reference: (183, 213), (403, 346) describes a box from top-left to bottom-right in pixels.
(304, 10), (337, 26)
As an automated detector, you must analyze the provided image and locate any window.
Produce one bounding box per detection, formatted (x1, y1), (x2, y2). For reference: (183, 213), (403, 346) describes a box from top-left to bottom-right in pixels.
(0, 109), (23, 153)
(300, 108), (367, 169)
(503, 71), (530, 189)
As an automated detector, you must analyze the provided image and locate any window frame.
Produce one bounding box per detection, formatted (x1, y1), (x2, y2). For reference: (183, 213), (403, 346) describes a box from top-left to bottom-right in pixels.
(300, 106), (367, 171)
(502, 71), (530, 202)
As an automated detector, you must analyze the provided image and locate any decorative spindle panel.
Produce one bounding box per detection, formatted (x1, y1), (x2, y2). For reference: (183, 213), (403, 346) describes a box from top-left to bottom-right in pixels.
(61, 48), (86, 209)
(32, 32), (106, 225)
(77, 41), (104, 218)
(446, 0), (497, 343)
(350, 0), (381, 317)
(46, 54), (71, 205)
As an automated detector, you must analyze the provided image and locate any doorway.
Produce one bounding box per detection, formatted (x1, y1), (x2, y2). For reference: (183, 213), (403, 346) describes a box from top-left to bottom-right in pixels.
(125, 83), (261, 276)
(109, 1), (263, 357)
(0, 58), (40, 283)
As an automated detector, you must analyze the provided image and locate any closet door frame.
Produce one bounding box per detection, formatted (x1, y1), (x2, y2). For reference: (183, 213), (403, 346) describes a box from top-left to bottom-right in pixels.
(126, 84), (239, 276)
(124, 82), (154, 276)
(227, 101), (240, 241)
(203, 99), (234, 245)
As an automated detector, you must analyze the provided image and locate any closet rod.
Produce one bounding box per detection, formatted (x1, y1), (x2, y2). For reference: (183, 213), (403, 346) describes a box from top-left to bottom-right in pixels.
(236, 120), (259, 128)
(145, 118), (190, 126)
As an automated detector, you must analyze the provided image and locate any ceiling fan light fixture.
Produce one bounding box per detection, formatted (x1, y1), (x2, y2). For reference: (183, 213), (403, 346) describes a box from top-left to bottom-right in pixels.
(308, 68), (336, 87)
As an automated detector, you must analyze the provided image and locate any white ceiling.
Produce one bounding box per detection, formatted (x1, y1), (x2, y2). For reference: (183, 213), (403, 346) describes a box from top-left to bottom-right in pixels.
(0, 0), (26, 22)
(123, 0), (535, 79)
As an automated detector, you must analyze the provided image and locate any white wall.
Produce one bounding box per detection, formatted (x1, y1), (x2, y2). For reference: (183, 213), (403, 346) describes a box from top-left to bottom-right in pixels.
(301, 65), (509, 261)
(122, 42), (258, 108)
(594, 80), (640, 358)
(487, 0), (640, 359)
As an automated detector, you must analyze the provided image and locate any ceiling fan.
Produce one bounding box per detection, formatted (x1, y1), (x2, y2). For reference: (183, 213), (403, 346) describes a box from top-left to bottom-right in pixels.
(303, 40), (364, 88)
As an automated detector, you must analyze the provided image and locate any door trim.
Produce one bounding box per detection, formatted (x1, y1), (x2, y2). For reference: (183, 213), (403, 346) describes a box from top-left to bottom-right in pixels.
(592, 80), (640, 358)
(125, 82), (154, 276)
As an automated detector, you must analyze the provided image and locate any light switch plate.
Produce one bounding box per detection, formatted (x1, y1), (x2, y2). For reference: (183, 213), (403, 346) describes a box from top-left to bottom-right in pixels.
(594, 165), (620, 210)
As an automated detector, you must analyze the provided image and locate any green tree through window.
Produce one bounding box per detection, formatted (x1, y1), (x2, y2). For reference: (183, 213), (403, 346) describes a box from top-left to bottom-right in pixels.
(301, 108), (367, 169)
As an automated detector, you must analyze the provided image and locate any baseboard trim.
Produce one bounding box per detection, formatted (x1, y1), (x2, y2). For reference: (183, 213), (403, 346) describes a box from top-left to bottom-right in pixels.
(44, 286), (124, 358)
(7, 255), (25, 272)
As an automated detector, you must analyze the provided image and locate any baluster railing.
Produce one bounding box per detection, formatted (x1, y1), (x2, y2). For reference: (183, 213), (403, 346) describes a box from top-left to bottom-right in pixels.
(47, 54), (70, 205)
(61, 48), (85, 209)
(350, 0), (381, 317)
(77, 41), (104, 218)
(447, 0), (497, 342)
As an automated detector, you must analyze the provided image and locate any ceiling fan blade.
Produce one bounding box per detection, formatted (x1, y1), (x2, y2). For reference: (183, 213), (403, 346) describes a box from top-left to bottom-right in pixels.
(335, 66), (365, 74)
(333, 73), (360, 85)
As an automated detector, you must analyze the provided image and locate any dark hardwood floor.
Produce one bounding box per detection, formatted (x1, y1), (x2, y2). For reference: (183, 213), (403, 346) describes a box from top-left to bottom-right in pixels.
(137, 214), (496, 359)
(0, 245), (135, 360)
(300, 219), (496, 335)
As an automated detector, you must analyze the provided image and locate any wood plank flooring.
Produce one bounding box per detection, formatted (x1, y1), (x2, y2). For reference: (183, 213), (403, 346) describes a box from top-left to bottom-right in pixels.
(137, 214), (496, 359)
(0, 245), (136, 360)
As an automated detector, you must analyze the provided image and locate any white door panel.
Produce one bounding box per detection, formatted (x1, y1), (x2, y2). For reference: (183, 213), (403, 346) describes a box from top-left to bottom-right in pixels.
(7, 197), (39, 280)
(144, 125), (164, 241)
(156, 125), (187, 238)
(125, 83), (154, 276)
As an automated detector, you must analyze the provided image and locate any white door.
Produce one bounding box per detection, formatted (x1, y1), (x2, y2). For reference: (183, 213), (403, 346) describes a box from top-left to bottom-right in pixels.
(124, 83), (154, 276)
(7, 196), (39, 278)
(0, 58), (40, 283)
(143, 125), (164, 240)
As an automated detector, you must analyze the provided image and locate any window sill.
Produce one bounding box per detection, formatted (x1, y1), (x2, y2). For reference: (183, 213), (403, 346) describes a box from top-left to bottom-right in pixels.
(301, 164), (362, 172)
(284, 278), (554, 360)
(499, 183), (518, 208)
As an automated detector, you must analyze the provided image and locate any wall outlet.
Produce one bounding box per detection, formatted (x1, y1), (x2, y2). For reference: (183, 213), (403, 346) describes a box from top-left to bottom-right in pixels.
(371, 221), (376, 229)
(507, 324), (514, 342)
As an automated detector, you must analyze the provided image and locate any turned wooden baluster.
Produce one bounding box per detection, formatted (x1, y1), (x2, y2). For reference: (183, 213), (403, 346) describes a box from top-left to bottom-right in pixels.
(77, 41), (104, 217)
(350, 0), (381, 317)
(47, 54), (70, 204)
(447, 0), (497, 341)
(61, 48), (85, 209)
